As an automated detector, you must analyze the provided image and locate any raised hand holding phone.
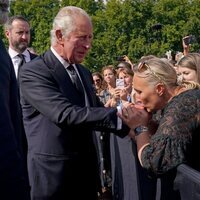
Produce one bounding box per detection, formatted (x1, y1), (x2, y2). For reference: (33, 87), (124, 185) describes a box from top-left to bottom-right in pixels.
(116, 79), (125, 89)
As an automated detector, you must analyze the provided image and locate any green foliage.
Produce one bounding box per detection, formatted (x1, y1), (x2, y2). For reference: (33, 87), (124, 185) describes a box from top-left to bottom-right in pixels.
(8, 0), (60, 54)
(1, 0), (200, 71)
(60, 0), (104, 15)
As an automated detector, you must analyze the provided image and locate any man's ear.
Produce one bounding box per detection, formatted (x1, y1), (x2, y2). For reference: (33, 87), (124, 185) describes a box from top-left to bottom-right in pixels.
(5, 30), (9, 39)
(55, 30), (63, 44)
(156, 83), (165, 96)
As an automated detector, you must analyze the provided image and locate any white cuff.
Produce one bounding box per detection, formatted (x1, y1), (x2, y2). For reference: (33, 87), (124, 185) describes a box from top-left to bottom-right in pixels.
(117, 105), (122, 130)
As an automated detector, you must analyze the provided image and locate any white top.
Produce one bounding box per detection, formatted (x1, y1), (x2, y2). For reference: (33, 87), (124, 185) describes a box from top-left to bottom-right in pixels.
(8, 48), (31, 78)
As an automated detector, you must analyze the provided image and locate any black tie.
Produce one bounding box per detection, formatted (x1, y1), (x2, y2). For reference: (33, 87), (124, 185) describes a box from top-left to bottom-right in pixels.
(18, 54), (26, 75)
(67, 65), (84, 93)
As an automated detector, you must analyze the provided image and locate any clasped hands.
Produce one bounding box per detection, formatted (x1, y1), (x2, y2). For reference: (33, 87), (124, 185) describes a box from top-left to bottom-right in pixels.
(118, 102), (152, 139)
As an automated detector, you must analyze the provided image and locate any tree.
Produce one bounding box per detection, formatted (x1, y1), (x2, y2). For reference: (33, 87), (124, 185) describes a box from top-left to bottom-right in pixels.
(9, 0), (60, 54)
(1, 0), (200, 71)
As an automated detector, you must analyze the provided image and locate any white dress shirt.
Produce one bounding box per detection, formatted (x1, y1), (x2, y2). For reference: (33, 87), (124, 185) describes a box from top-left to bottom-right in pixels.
(51, 46), (122, 129)
(8, 48), (31, 78)
(50, 46), (90, 106)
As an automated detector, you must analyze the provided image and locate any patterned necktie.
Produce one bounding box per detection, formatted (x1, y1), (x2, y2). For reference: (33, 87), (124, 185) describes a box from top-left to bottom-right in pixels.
(67, 65), (84, 93)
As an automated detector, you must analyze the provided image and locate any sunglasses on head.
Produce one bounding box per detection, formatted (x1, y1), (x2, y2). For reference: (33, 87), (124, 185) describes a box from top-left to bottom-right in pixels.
(137, 61), (163, 83)
(116, 65), (125, 69)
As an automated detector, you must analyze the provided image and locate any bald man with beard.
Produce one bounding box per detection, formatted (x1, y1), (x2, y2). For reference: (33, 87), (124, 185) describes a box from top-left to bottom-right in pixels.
(0, 0), (30, 199)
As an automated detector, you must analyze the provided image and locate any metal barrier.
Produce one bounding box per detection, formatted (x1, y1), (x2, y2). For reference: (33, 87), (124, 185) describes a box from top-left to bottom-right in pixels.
(174, 164), (200, 200)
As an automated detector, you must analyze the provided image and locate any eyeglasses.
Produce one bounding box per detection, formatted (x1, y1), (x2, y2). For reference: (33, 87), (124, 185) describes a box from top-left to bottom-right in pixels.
(137, 62), (163, 83)
(94, 79), (101, 83)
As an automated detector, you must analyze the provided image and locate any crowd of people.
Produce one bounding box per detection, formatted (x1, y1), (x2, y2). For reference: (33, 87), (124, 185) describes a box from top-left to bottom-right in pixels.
(0, 1), (200, 200)
(92, 38), (200, 200)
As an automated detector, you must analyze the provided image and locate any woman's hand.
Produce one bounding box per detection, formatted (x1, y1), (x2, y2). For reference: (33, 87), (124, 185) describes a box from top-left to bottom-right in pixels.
(120, 88), (128, 101)
(118, 104), (152, 130)
(112, 88), (122, 99)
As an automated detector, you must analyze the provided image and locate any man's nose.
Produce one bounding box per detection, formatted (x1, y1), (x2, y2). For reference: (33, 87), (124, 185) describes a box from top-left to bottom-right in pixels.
(21, 32), (28, 39)
(85, 42), (91, 49)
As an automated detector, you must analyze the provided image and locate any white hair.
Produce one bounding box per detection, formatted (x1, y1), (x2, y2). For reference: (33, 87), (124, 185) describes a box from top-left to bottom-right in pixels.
(50, 6), (92, 45)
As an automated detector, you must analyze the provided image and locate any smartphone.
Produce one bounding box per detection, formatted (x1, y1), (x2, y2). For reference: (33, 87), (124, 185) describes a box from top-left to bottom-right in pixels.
(116, 56), (125, 61)
(183, 35), (195, 45)
(116, 79), (124, 89)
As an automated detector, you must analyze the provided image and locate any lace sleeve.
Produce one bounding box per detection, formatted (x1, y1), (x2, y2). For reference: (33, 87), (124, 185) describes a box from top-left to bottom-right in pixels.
(141, 89), (200, 175)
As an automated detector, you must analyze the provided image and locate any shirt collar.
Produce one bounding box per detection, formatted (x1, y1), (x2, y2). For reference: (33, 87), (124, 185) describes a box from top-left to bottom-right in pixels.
(8, 47), (29, 60)
(50, 46), (75, 69)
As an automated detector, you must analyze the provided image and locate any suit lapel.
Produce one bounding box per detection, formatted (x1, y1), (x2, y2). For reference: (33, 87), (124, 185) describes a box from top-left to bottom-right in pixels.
(42, 50), (86, 105)
(27, 50), (38, 60)
(30, 52), (37, 60)
(75, 64), (97, 106)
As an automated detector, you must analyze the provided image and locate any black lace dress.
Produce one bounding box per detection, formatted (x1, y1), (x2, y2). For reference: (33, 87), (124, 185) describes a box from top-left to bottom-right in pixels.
(141, 89), (200, 199)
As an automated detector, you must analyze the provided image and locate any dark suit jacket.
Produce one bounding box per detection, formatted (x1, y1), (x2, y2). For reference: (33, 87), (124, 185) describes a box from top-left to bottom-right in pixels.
(29, 51), (37, 61)
(18, 50), (37, 159)
(19, 49), (126, 199)
(0, 39), (30, 199)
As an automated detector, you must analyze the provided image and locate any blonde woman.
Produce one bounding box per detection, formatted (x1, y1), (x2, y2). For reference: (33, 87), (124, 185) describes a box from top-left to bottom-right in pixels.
(177, 53), (200, 84)
(120, 57), (200, 200)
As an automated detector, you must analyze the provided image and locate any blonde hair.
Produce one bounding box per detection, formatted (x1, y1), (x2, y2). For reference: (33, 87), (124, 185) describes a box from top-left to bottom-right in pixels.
(117, 66), (134, 78)
(135, 57), (200, 89)
(101, 65), (117, 77)
(177, 53), (200, 84)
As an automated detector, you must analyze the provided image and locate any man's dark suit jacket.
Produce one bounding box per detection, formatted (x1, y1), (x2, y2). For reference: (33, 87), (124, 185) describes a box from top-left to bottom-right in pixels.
(19, 49), (125, 199)
(29, 51), (37, 60)
(0, 39), (30, 199)
(18, 50), (37, 158)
